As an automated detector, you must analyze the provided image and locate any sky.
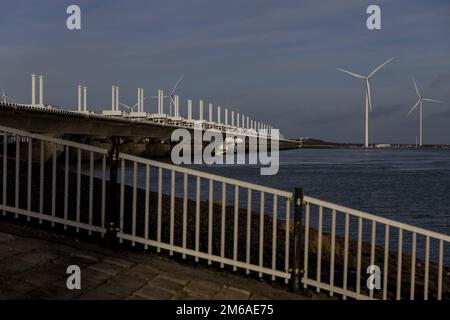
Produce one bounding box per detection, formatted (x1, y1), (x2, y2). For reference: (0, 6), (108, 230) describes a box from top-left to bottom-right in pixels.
(0, 0), (449, 144)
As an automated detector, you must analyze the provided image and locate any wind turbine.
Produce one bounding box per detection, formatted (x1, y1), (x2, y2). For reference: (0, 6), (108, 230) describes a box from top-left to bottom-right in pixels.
(149, 75), (183, 115)
(166, 75), (183, 116)
(1, 89), (17, 104)
(119, 102), (138, 112)
(337, 57), (394, 148)
(407, 79), (443, 147)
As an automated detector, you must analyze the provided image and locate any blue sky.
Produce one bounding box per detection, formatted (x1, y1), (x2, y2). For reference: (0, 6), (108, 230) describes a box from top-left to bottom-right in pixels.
(1, 0), (449, 143)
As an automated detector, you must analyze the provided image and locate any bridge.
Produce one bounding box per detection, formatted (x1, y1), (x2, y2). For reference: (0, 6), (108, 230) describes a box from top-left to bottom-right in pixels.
(0, 74), (299, 158)
(0, 102), (298, 155)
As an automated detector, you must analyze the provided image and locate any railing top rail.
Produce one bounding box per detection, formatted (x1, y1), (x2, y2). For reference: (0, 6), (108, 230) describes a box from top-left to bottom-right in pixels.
(0, 124), (109, 154)
(119, 152), (293, 198)
(304, 195), (450, 242)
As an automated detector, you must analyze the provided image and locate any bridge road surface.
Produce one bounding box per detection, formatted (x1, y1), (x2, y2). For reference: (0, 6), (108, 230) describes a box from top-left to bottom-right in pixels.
(0, 221), (330, 300)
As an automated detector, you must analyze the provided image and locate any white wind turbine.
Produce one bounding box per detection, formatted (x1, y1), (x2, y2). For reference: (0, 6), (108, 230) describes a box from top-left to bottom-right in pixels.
(337, 57), (394, 148)
(148, 75), (183, 115)
(167, 75), (183, 116)
(407, 79), (443, 147)
(119, 102), (138, 112)
(1, 89), (17, 104)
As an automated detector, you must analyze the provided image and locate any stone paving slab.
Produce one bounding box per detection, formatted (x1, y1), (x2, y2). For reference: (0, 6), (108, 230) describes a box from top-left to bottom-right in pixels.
(0, 222), (331, 300)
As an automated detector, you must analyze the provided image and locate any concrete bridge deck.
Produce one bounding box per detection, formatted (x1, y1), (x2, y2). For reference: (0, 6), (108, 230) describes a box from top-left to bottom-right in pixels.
(0, 102), (299, 147)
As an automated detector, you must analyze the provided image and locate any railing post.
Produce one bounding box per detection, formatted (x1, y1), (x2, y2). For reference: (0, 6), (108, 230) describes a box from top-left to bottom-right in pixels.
(291, 187), (304, 292)
(106, 136), (120, 249)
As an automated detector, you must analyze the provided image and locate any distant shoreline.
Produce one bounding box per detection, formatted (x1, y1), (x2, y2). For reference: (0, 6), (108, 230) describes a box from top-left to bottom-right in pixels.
(293, 138), (450, 150)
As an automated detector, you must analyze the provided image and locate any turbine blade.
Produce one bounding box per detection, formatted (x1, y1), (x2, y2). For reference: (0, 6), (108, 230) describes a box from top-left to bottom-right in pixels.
(412, 78), (421, 99)
(336, 68), (365, 79)
(119, 102), (131, 109)
(407, 100), (420, 117)
(423, 98), (444, 103)
(368, 57), (394, 78)
(170, 75), (183, 95)
(366, 80), (373, 112)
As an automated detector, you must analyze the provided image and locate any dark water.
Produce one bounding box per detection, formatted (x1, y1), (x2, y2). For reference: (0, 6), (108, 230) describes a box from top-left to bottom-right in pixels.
(187, 149), (450, 236)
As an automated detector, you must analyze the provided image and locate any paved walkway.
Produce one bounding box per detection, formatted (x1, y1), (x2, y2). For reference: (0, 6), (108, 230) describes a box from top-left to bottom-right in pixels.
(0, 221), (324, 300)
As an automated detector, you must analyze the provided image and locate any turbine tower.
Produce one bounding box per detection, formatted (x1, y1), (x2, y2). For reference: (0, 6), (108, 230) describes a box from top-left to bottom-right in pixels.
(407, 79), (443, 147)
(337, 57), (394, 148)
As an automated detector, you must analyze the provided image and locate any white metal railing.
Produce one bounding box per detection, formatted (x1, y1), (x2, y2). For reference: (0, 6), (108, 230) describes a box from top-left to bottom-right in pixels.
(301, 196), (450, 300)
(0, 125), (108, 234)
(1, 123), (449, 299)
(116, 152), (293, 281)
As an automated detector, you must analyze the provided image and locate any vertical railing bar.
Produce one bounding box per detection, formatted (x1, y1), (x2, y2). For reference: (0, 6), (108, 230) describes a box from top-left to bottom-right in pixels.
(284, 198), (291, 284)
(182, 173), (187, 258)
(437, 239), (443, 300)
(316, 205), (323, 292)
(157, 167), (162, 252)
(424, 236), (430, 300)
(39, 140), (44, 224)
(303, 202), (310, 289)
(410, 232), (416, 300)
(132, 161), (137, 246)
(76, 148), (81, 231)
(329, 209), (336, 296)
(27, 137), (32, 221)
(119, 157), (125, 243)
(14, 135), (20, 218)
(170, 170), (175, 255)
(233, 186), (239, 271)
(271, 194), (277, 280)
(369, 221), (376, 299)
(342, 212), (349, 300)
(101, 155), (106, 234)
(396, 228), (403, 300)
(220, 182), (226, 268)
(246, 189), (252, 274)
(88, 151), (94, 234)
(383, 225), (390, 300)
(169, 170), (175, 254)
(356, 216), (362, 296)
(144, 164), (150, 249)
(51, 145), (57, 226)
(208, 179), (213, 265)
(258, 191), (265, 277)
(195, 176), (200, 261)
(2, 133), (7, 216)
(64, 146), (69, 229)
